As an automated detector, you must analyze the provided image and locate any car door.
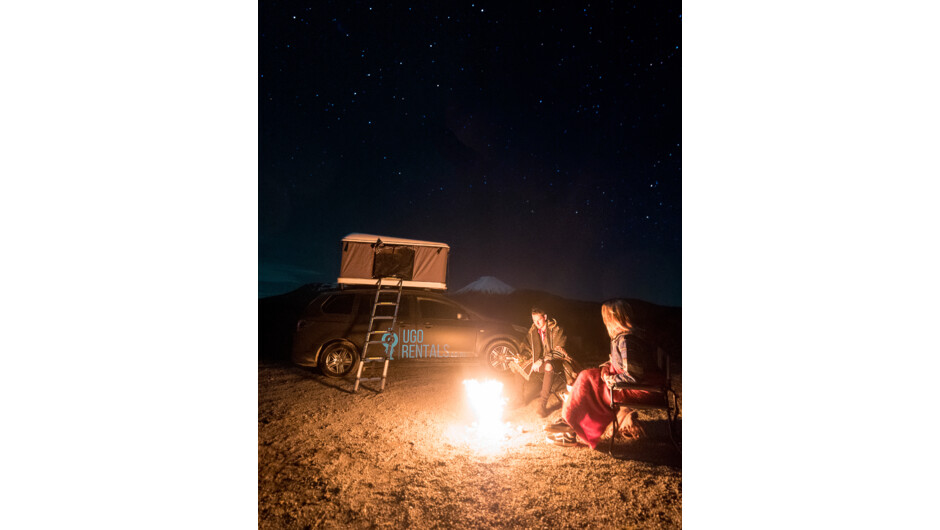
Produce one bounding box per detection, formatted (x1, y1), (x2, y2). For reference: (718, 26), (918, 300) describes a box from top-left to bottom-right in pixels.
(413, 296), (477, 358)
(388, 294), (416, 359)
(353, 293), (416, 360)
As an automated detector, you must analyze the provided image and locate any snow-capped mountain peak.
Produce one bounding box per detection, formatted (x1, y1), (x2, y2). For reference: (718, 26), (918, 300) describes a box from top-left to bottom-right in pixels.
(455, 276), (515, 294)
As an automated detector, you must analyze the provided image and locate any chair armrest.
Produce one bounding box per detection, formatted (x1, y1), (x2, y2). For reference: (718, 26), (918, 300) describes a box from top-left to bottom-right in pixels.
(607, 381), (664, 393)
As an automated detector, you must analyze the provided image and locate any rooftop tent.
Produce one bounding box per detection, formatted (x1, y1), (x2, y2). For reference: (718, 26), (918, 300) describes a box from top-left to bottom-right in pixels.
(338, 234), (450, 290)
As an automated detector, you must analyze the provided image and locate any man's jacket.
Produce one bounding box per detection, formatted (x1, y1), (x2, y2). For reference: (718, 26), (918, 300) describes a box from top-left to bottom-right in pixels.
(521, 319), (571, 364)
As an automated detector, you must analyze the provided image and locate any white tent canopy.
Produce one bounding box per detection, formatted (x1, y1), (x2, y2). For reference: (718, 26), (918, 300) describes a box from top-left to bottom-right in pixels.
(338, 233), (450, 290)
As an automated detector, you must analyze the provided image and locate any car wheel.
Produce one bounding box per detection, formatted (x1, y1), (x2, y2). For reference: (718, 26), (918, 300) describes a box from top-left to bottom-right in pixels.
(483, 340), (517, 372)
(318, 341), (359, 378)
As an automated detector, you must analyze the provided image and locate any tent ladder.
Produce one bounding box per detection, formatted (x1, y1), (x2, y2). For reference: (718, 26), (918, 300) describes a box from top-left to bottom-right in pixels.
(353, 277), (403, 393)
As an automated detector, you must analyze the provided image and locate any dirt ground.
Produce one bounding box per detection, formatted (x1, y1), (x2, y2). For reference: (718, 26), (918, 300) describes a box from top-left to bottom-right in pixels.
(259, 358), (681, 528)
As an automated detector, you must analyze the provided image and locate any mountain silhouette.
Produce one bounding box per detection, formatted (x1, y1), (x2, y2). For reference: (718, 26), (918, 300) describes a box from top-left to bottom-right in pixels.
(455, 276), (515, 294)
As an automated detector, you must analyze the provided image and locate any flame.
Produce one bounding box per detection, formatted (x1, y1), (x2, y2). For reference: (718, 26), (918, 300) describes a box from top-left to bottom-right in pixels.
(463, 379), (509, 445)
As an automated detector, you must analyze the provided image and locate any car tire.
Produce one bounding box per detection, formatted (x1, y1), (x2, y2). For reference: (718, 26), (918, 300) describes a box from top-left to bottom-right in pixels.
(318, 341), (360, 378)
(482, 339), (517, 372)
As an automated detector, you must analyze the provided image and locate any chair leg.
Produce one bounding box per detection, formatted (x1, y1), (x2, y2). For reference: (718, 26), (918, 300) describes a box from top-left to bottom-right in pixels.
(666, 389), (681, 452)
(608, 406), (619, 455)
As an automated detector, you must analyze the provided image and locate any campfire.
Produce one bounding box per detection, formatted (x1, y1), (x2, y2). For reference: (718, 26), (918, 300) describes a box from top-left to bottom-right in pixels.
(462, 379), (512, 448)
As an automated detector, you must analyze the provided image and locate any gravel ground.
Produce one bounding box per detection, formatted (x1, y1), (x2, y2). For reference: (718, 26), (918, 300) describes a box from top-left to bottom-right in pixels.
(259, 358), (681, 529)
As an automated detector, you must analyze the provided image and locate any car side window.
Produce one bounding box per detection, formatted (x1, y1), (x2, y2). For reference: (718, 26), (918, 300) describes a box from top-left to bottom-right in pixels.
(418, 298), (463, 320)
(397, 295), (415, 320)
(354, 294), (414, 320)
(356, 294), (372, 316)
(321, 294), (355, 314)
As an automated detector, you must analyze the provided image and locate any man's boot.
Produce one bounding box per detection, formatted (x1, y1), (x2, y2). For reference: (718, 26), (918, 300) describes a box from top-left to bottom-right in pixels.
(537, 400), (550, 418)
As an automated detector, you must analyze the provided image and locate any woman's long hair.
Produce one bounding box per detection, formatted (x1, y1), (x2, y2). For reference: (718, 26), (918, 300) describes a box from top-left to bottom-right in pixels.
(601, 299), (634, 339)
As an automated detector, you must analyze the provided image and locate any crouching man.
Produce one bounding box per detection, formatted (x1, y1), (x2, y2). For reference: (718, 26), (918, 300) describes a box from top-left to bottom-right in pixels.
(521, 307), (579, 417)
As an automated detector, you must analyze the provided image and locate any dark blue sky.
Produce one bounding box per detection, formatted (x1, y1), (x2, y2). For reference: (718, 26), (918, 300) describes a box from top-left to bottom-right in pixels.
(260, 1), (681, 305)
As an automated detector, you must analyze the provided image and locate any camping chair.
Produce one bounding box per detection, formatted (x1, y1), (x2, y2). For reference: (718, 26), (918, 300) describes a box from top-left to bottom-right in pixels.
(507, 356), (568, 407)
(606, 347), (681, 453)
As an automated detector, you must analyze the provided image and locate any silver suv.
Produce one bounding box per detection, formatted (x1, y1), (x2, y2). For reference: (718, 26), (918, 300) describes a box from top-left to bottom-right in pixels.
(291, 288), (527, 377)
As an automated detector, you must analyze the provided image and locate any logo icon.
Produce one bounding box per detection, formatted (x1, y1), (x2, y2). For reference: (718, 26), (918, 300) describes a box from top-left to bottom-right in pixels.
(381, 330), (399, 360)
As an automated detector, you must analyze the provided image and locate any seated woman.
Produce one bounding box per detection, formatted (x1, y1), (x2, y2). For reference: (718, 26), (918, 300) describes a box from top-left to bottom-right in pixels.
(547, 299), (661, 448)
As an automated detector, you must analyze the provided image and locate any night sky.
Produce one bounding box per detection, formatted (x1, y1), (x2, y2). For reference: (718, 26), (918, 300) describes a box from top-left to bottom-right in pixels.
(260, 1), (681, 306)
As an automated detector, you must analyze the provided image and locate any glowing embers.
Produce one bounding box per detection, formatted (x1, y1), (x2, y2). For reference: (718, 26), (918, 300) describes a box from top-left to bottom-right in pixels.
(462, 379), (511, 449)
